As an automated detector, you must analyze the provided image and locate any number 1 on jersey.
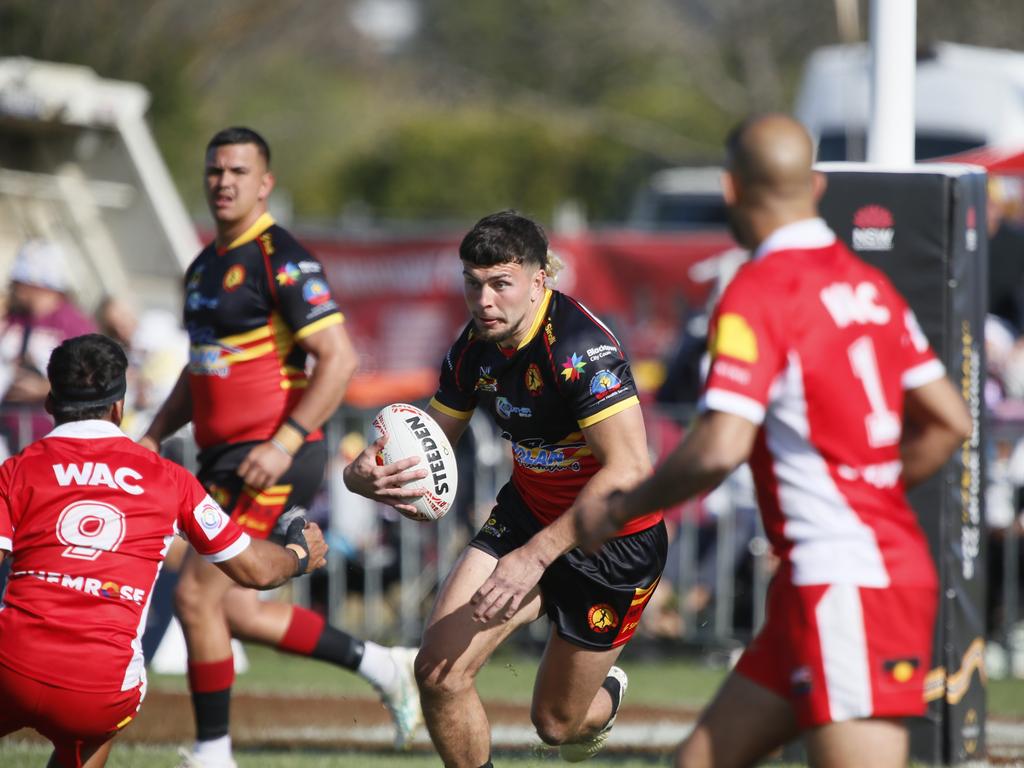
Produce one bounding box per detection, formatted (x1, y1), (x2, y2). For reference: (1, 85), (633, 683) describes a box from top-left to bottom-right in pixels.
(848, 335), (901, 448)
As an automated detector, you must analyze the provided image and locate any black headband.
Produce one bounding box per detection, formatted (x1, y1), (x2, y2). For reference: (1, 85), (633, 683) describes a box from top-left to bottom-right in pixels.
(50, 378), (127, 410)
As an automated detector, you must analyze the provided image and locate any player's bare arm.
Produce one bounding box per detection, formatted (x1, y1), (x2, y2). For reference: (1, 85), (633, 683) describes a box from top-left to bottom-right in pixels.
(575, 409), (758, 555)
(139, 366), (193, 451)
(472, 404), (651, 623)
(216, 520), (328, 589)
(343, 404), (468, 515)
(237, 322), (357, 489)
(900, 376), (972, 488)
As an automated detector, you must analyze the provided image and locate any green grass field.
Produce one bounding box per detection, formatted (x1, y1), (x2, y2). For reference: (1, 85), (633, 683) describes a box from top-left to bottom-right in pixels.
(2, 643), (1021, 767)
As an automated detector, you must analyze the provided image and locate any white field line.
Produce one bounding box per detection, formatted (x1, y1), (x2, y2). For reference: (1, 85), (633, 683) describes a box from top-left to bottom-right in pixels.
(245, 719), (1024, 754)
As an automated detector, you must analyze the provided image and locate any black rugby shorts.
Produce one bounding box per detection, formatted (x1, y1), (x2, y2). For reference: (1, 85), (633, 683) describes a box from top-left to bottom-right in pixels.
(197, 439), (327, 539)
(470, 483), (667, 649)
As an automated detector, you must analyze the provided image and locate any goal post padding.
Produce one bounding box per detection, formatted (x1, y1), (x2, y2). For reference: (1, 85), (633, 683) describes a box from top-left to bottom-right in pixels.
(817, 163), (988, 765)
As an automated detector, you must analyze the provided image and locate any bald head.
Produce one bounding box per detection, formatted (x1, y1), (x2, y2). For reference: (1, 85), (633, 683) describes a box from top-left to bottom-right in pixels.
(726, 114), (815, 198)
(721, 114), (822, 249)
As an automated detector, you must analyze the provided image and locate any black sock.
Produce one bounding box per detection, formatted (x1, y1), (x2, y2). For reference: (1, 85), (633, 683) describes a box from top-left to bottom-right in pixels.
(601, 674), (622, 716)
(192, 688), (231, 741)
(477, 762), (494, 768)
(310, 624), (365, 671)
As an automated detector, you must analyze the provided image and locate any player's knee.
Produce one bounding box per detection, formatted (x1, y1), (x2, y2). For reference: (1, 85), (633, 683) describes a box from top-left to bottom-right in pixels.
(531, 710), (575, 746)
(174, 580), (212, 628)
(672, 730), (707, 768)
(413, 647), (473, 699)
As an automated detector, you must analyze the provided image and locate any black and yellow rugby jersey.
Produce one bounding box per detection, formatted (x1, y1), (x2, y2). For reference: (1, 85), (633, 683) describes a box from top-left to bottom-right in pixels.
(430, 288), (662, 536)
(184, 213), (343, 449)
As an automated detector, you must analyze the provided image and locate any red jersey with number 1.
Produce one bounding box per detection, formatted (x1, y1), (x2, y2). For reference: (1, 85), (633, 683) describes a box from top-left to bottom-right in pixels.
(0, 420), (250, 693)
(701, 218), (944, 589)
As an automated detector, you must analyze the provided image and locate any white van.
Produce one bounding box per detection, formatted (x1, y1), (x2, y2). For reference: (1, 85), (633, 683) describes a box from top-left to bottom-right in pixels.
(795, 41), (1024, 161)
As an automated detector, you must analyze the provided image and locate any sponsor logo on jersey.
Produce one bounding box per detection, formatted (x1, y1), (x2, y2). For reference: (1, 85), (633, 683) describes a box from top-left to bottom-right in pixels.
(883, 657), (919, 683)
(481, 516), (507, 539)
(187, 264), (204, 290)
(588, 370), (622, 400)
(194, 497), (229, 540)
(53, 463), (143, 495)
(711, 313), (758, 363)
(852, 204), (895, 251)
(586, 344), (617, 361)
(561, 353), (586, 382)
(186, 291), (219, 312)
(188, 342), (242, 377)
(524, 363), (544, 395)
(512, 436), (590, 472)
(819, 282), (890, 328)
(495, 396), (532, 419)
(222, 264), (246, 292)
(790, 665), (813, 696)
(276, 262), (301, 286)
(711, 360), (751, 386)
(475, 366), (498, 392)
(13, 568), (147, 604)
(259, 232), (275, 255)
(544, 322), (556, 345)
(587, 603), (619, 633)
(297, 260), (322, 274)
(302, 278), (332, 305)
(836, 460), (902, 489)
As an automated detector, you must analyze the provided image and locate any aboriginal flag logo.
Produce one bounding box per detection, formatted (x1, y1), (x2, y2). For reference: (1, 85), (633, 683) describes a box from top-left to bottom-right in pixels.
(587, 603), (619, 633)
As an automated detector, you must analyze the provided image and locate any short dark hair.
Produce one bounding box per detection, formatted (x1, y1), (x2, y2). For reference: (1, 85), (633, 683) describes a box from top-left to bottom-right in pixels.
(207, 126), (271, 166)
(47, 334), (128, 423)
(459, 210), (548, 270)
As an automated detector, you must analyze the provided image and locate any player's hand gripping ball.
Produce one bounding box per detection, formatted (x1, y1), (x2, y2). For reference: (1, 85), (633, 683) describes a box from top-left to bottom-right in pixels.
(371, 403), (458, 521)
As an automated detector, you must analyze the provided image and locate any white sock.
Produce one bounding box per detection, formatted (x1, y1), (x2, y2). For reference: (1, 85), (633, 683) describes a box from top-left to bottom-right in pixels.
(193, 734), (232, 765)
(358, 641), (398, 693)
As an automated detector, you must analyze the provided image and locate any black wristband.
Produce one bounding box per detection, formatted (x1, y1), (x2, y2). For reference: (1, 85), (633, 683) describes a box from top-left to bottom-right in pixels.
(285, 416), (310, 439)
(284, 517), (310, 577)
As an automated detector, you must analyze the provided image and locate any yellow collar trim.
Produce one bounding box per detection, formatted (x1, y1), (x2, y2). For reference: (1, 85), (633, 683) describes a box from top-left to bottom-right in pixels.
(224, 212), (275, 251)
(516, 288), (553, 350)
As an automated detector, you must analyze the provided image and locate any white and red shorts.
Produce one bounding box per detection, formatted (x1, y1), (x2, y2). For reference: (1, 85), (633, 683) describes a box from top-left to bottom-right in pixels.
(0, 663), (144, 767)
(734, 579), (936, 728)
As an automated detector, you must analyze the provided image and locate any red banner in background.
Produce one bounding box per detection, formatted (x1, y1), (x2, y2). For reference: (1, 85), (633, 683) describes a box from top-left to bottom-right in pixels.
(290, 229), (739, 407)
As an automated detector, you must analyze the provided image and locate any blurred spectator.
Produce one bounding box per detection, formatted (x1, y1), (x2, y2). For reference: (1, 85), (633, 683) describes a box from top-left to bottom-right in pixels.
(96, 295), (138, 348)
(983, 176), (1024, 678)
(987, 176), (1024, 332)
(95, 296), (190, 440)
(0, 240), (95, 454)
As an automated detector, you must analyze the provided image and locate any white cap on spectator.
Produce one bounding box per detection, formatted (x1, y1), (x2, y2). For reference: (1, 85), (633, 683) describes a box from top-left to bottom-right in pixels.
(9, 240), (70, 292)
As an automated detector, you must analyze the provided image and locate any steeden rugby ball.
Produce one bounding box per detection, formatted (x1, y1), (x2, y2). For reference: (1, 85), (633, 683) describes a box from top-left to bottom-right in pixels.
(370, 403), (458, 521)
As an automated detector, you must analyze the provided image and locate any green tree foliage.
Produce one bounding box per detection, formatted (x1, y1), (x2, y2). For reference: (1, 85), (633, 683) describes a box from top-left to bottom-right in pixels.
(335, 108), (642, 221)
(3, 0), (1023, 224)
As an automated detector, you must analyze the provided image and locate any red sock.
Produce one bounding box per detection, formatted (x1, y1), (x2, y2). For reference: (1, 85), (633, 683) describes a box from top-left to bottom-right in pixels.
(187, 657), (235, 693)
(277, 605), (326, 655)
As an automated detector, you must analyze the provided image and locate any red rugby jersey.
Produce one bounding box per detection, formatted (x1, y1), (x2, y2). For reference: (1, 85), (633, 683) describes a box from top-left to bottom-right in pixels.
(0, 420), (249, 692)
(701, 218), (943, 589)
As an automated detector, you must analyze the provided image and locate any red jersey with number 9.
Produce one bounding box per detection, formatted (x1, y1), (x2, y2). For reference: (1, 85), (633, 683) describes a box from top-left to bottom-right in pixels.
(0, 420), (250, 693)
(701, 219), (944, 589)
